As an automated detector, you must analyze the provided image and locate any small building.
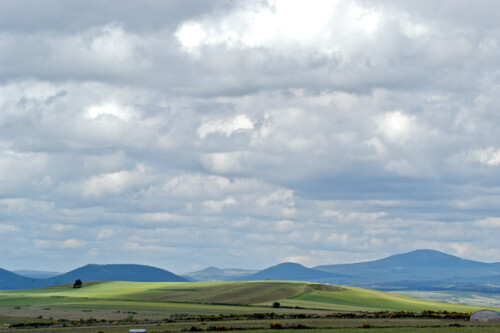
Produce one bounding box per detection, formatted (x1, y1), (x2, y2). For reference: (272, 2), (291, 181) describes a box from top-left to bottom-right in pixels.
(470, 310), (500, 322)
(129, 329), (146, 333)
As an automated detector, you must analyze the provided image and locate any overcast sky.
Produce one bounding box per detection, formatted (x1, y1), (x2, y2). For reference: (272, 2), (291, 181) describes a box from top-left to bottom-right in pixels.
(1, 0), (500, 273)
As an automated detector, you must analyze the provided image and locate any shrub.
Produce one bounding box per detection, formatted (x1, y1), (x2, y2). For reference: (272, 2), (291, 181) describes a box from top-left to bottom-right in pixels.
(122, 315), (135, 322)
(270, 322), (282, 329)
(207, 325), (231, 331)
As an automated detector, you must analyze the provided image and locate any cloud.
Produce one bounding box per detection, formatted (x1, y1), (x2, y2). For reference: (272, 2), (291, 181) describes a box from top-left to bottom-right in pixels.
(471, 147), (500, 166)
(197, 114), (253, 138)
(81, 165), (147, 198)
(96, 228), (114, 240)
(475, 217), (500, 228)
(377, 111), (415, 145)
(322, 210), (388, 223)
(0, 224), (19, 234)
(2, 0), (500, 271)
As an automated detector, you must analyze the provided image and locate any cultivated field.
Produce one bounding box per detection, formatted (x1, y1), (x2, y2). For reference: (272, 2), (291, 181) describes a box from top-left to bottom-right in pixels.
(0, 281), (499, 332)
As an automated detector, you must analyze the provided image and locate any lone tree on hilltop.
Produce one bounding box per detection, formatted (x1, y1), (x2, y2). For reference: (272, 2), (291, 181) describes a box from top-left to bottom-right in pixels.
(73, 279), (82, 288)
(272, 302), (280, 308)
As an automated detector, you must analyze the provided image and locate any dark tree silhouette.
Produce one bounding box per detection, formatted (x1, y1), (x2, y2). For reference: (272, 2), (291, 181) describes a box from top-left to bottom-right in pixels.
(73, 279), (82, 288)
(272, 302), (280, 308)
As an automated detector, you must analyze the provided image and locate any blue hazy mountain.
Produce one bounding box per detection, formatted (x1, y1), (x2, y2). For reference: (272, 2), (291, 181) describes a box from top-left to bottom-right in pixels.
(2, 250), (499, 291)
(0, 264), (188, 290)
(13, 270), (61, 279)
(314, 249), (500, 282)
(0, 268), (43, 290)
(237, 262), (348, 281)
(44, 264), (188, 285)
(182, 266), (257, 281)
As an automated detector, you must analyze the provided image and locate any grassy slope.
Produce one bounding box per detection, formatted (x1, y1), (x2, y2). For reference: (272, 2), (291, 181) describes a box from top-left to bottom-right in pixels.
(272, 286), (494, 312)
(1, 281), (499, 314)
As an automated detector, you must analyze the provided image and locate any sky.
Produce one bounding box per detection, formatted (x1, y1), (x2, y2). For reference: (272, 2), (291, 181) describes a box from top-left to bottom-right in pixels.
(1, 0), (500, 273)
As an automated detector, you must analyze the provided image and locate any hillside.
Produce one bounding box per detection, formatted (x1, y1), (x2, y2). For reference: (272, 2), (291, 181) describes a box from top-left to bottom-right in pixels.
(0, 268), (43, 290)
(314, 249), (500, 283)
(182, 267), (257, 281)
(12, 270), (61, 279)
(2, 280), (498, 313)
(239, 262), (346, 282)
(2, 249), (499, 292)
(44, 264), (188, 285)
(0, 264), (187, 290)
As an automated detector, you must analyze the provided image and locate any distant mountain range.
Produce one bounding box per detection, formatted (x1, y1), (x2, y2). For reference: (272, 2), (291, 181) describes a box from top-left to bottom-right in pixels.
(182, 267), (257, 281)
(183, 250), (500, 292)
(13, 270), (61, 279)
(233, 262), (346, 281)
(2, 250), (499, 292)
(312, 250), (500, 292)
(315, 249), (500, 281)
(1, 264), (187, 290)
(0, 268), (42, 290)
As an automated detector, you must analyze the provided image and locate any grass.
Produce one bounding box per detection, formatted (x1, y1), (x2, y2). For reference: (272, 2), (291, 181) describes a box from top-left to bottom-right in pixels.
(270, 286), (495, 312)
(2, 317), (500, 333)
(1, 280), (499, 331)
(2, 281), (499, 313)
(395, 290), (500, 307)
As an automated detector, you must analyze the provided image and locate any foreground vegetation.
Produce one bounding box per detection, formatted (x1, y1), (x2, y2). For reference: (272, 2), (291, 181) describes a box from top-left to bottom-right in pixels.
(0, 281), (499, 332)
(1, 316), (500, 333)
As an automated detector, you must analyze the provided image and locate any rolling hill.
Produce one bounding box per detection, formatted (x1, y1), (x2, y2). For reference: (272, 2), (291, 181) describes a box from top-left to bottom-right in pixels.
(43, 264), (188, 285)
(0, 264), (187, 290)
(2, 249), (499, 292)
(238, 262), (347, 281)
(182, 267), (257, 281)
(2, 280), (498, 313)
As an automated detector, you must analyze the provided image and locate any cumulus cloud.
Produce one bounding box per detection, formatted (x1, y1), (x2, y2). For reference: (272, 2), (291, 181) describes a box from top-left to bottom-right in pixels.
(1, 0), (500, 271)
(471, 147), (500, 166)
(197, 114), (253, 138)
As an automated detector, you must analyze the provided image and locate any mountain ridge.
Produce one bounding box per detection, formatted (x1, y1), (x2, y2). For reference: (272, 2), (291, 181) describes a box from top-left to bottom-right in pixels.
(2, 249), (499, 291)
(314, 249), (500, 281)
(234, 262), (349, 282)
(0, 264), (187, 290)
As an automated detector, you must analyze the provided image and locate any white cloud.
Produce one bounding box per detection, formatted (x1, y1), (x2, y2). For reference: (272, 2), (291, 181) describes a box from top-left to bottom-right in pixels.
(51, 224), (75, 232)
(0, 224), (19, 234)
(86, 102), (137, 121)
(475, 217), (500, 228)
(322, 210), (388, 223)
(176, 22), (207, 51)
(377, 111), (415, 144)
(471, 147), (500, 166)
(62, 239), (87, 249)
(203, 197), (237, 213)
(257, 189), (296, 218)
(82, 165), (147, 198)
(97, 228), (114, 240)
(201, 152), (243, 174)
(197, 114), (254, 138)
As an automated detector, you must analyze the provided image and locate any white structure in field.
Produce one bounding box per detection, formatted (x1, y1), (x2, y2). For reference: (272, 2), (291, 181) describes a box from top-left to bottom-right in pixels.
(470, 310), (500, 322)
(129, 329), (146, 333)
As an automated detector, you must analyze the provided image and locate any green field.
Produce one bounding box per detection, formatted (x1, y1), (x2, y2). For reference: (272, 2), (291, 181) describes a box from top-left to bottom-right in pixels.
(1, 281), (499, 332)
(1, 281), (499, 314)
